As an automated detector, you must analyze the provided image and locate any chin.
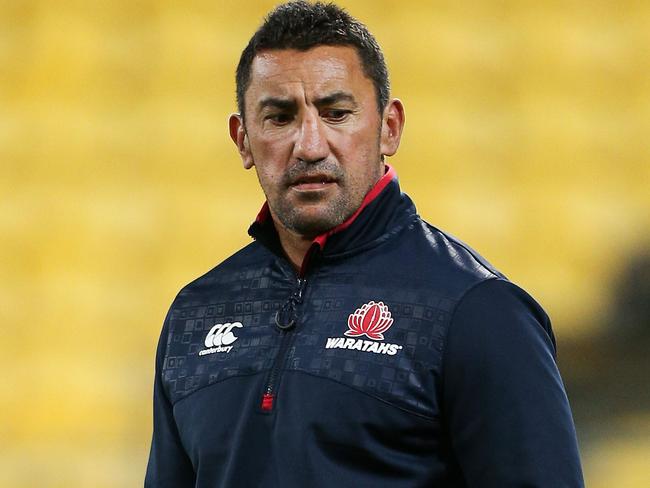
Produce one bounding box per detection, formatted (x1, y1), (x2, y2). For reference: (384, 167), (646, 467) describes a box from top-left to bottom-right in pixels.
(290, 216), (339, 237)
(284, 206), (350, 237)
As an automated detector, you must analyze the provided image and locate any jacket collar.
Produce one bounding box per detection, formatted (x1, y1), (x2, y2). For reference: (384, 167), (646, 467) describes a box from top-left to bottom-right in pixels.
(248, 164), (416, 275)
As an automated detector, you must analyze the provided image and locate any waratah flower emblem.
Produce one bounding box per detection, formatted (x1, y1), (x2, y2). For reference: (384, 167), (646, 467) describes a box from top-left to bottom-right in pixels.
(345, 301), (394, 340)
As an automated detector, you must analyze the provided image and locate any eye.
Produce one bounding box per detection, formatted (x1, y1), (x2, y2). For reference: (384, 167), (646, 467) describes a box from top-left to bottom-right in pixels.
(322, 109), (351, 122)
(266, 113), (293, 126)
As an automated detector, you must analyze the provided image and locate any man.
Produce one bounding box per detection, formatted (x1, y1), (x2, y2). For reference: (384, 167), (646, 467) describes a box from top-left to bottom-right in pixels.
(145, 2), (584, 487)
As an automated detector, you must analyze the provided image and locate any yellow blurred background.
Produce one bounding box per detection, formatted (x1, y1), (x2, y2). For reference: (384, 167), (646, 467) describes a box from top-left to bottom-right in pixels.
(1, 0), (649, 486)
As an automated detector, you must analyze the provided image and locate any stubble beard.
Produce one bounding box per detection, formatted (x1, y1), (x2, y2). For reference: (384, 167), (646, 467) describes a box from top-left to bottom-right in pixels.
(276, 183), (353, 237)
(259, 158), (382, 239)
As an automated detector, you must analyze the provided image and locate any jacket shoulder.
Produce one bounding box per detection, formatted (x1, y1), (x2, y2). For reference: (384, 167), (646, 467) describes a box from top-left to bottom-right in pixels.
(174, 241), (270, 302)
(403, 218), (506, 297)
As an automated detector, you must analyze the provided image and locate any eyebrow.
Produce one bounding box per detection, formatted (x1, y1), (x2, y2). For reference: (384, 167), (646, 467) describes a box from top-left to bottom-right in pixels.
(257, 91), (358, 112)
(313, 91), (357, 107)
(258, 97), (296, 112)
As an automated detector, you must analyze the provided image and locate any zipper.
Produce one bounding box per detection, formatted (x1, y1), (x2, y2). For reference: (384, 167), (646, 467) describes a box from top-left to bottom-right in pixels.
(261, 277), (308, 412)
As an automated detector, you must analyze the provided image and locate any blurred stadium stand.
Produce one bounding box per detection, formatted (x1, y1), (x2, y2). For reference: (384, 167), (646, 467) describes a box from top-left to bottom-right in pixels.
(1, 1), (648, 486)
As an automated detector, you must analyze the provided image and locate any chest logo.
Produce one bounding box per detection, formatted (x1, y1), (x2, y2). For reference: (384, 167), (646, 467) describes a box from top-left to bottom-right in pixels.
(325, 301), (402, 356)
(198, 322), (243, 356)
(346, 300), (394, 340)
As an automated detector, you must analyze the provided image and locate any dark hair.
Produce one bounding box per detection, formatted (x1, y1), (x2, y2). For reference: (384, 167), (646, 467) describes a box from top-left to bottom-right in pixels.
(235, 1), (389, 118)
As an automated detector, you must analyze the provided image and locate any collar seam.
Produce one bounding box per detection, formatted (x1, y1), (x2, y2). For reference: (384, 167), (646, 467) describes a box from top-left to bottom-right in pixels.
(319, 214), (420, 261)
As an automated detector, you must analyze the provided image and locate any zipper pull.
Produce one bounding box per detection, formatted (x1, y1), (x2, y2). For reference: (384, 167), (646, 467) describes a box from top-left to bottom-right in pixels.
(274, 278), (307, 330)
(295, 278), (307, 303)
(275, 301), (296, 330)
(261, 393), (274, 411)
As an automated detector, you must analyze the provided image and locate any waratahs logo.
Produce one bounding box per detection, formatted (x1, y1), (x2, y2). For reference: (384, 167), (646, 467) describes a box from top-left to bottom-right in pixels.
(325, 301), (402, 356)
(346, 301), (394, 340)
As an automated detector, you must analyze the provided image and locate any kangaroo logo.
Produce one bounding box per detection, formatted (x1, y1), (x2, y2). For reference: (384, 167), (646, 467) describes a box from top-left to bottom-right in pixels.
(199, 322), (243, 356)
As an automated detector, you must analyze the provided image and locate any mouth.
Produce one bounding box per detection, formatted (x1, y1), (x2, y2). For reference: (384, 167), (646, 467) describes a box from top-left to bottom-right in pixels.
(289, 174), (338, 191)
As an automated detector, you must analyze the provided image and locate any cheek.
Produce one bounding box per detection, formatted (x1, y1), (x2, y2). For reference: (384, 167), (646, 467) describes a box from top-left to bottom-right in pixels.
(332, 113), (381, 150)
(332, 126), (381, 167)
(256, 167), (282, 194)
(250, 137), (292, 179)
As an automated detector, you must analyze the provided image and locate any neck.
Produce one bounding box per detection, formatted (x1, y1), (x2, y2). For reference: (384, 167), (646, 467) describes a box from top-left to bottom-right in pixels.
(274, 224), (314, 272)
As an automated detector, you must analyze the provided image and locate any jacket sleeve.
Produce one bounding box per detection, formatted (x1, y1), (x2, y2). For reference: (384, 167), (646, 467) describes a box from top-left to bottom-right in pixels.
(442, 278), (584, 487)
(145, 310), (196, 487)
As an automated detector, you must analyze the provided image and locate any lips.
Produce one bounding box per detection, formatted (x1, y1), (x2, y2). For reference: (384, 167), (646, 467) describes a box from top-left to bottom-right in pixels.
(289, 174), (338, 188)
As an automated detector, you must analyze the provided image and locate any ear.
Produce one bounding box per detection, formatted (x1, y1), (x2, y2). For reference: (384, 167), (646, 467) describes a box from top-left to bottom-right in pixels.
(379, 98), (405, 158)
(229, 113), (254, 169)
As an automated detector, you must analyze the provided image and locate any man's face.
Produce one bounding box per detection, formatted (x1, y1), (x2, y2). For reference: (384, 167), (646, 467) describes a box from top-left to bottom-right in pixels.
(232, 45), (388, 238)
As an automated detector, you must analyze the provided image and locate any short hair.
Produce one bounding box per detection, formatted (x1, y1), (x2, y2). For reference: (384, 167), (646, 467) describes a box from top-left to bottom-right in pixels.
(235, 1), (389, 119)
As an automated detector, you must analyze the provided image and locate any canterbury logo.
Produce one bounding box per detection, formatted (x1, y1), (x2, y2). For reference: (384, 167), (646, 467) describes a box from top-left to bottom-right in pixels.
(198, 322), (242, 356)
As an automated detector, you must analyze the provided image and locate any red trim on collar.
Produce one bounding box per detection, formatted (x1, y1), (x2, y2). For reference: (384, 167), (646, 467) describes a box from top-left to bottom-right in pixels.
(312, 164), (396, 250)
(255, 201), (271, 224)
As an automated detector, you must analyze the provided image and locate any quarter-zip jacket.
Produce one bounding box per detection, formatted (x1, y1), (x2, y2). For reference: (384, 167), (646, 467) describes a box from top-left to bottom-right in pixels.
(145, 166), (584, 487)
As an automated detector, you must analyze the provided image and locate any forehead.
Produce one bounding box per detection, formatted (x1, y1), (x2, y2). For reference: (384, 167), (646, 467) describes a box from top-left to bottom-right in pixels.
(246, 45), (374, 109)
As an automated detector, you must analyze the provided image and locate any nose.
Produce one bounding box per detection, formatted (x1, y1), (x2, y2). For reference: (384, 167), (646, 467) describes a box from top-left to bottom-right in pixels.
(293, 109), (329, 163)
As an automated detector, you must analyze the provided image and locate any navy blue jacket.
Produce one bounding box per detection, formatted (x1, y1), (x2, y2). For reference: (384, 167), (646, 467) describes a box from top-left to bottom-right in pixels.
(145, 166), (584, 487)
